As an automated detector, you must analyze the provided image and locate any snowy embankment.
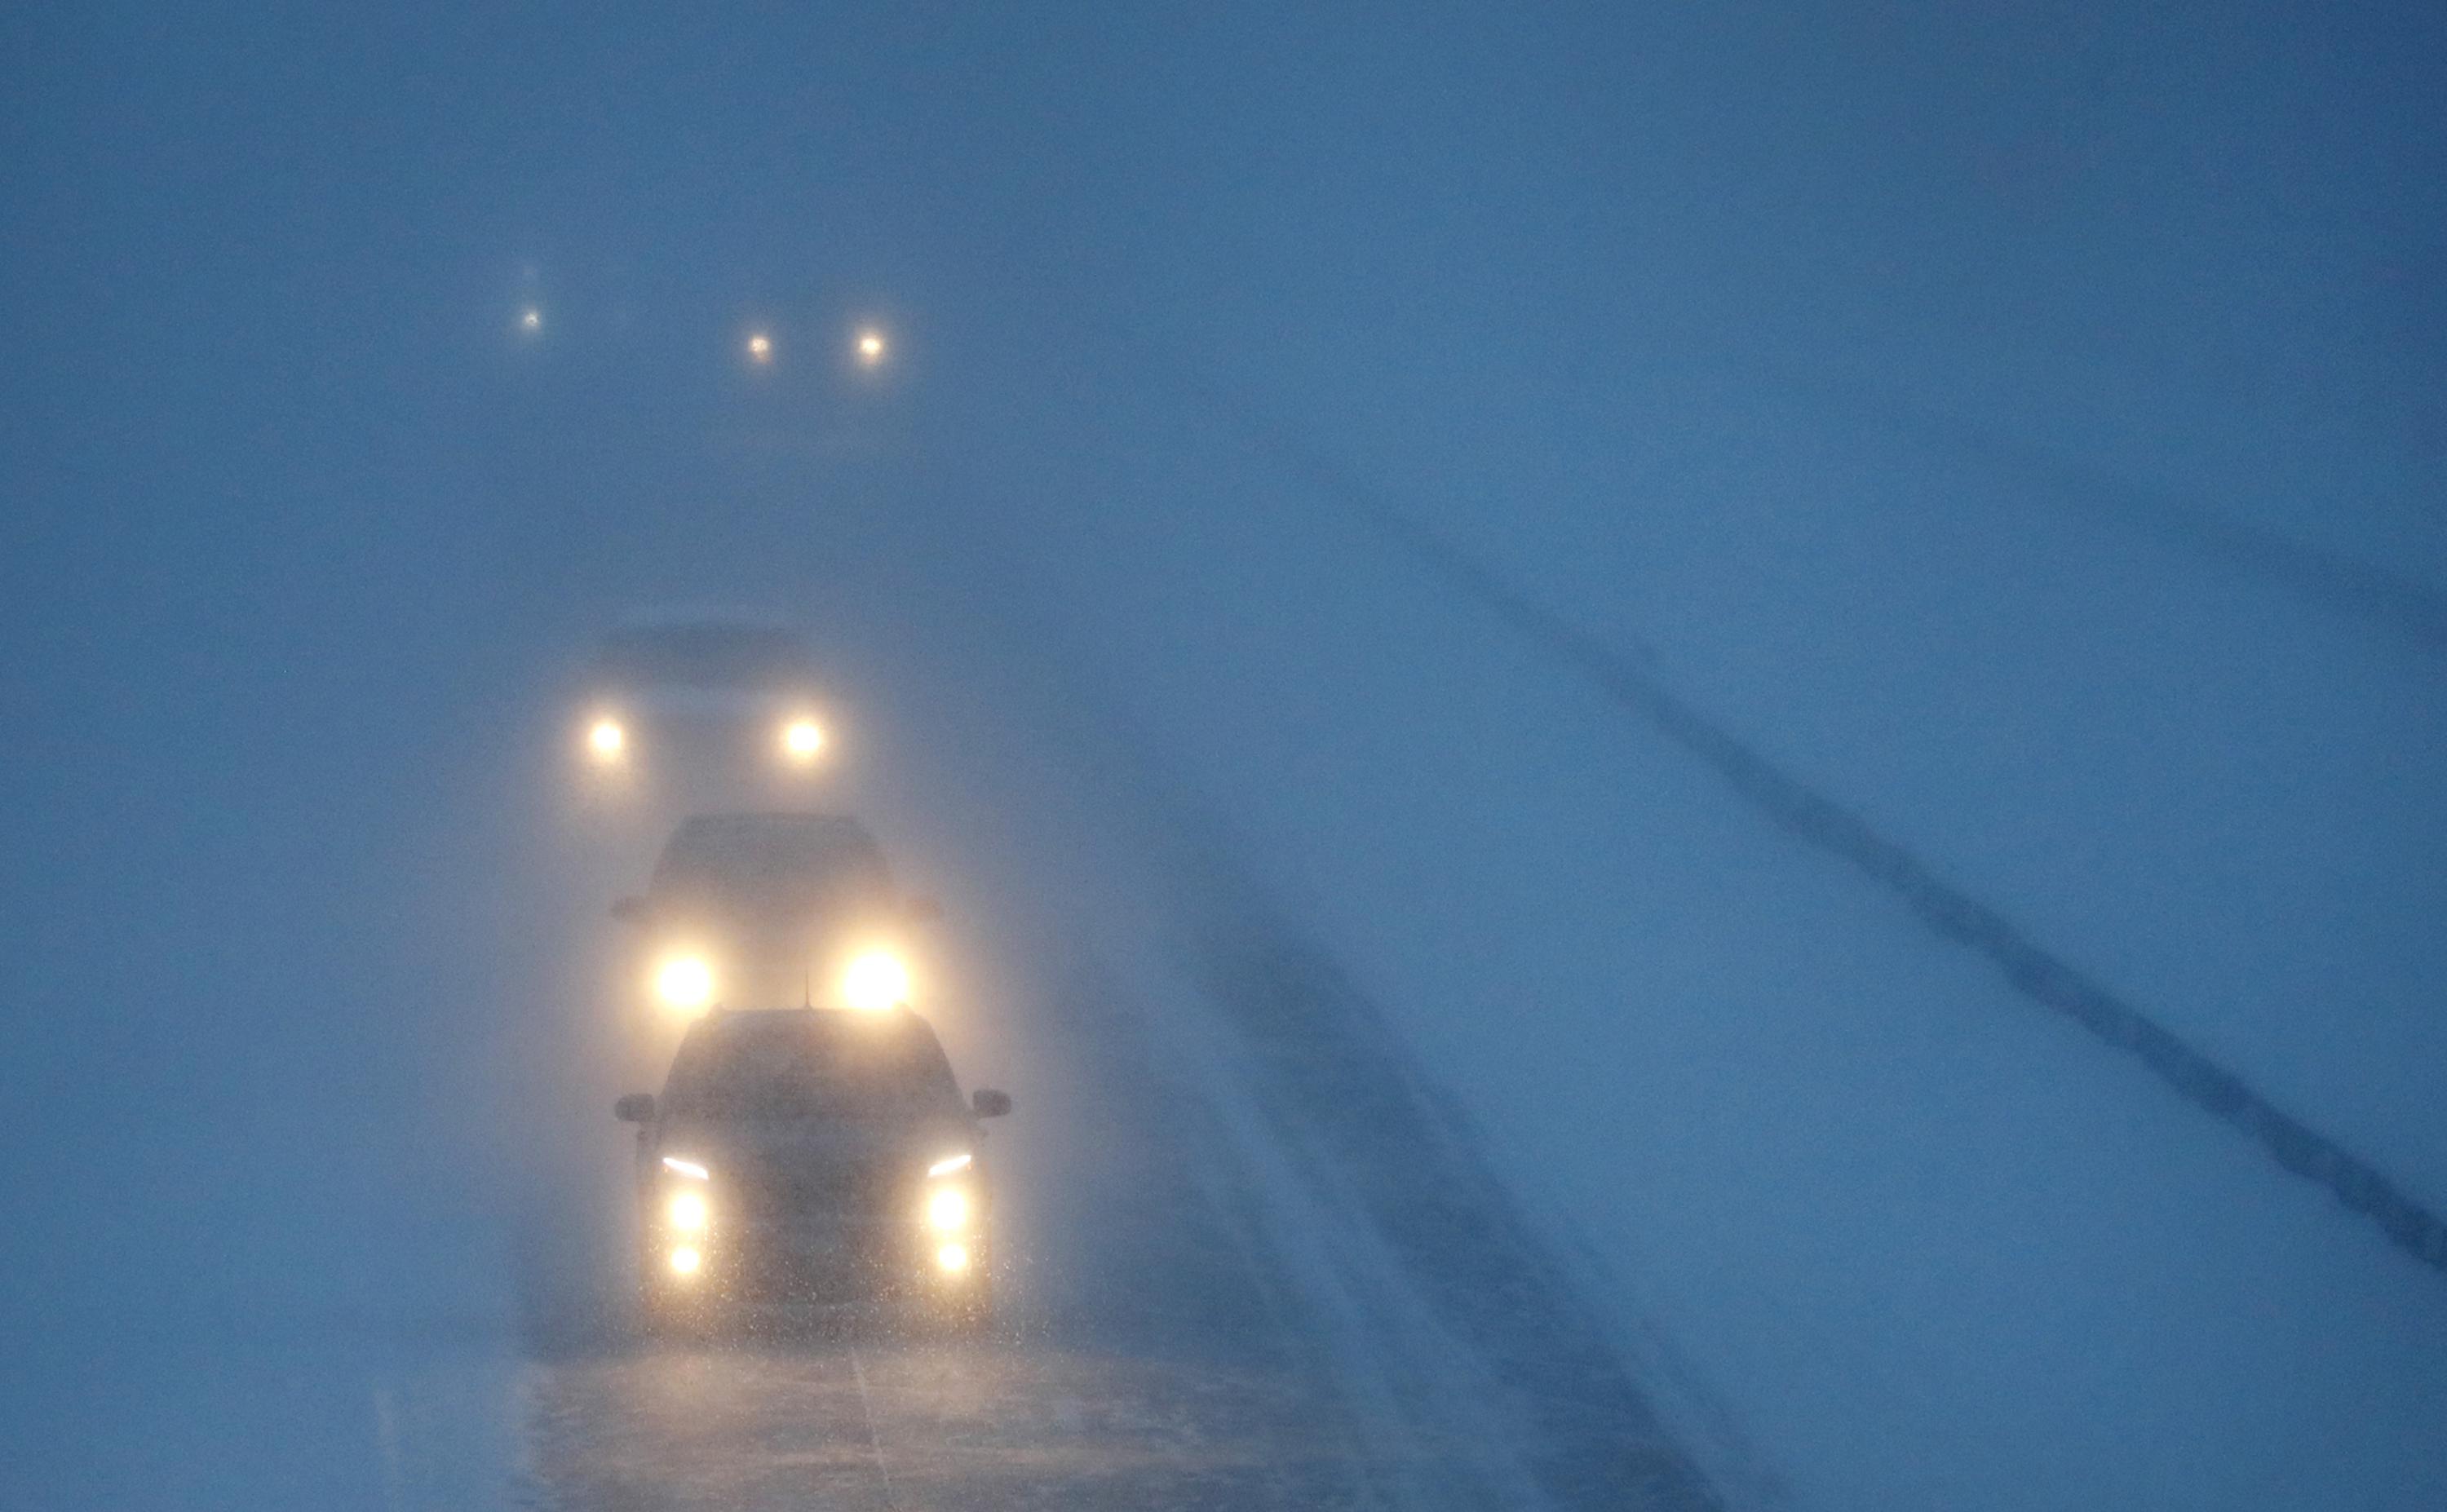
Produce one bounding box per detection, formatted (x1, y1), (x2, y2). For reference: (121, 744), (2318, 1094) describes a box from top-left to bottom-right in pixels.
(925, 369), (2447, 1509)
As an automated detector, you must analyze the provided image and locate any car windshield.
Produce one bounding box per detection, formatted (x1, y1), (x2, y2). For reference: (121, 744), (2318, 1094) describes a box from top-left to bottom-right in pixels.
(649, 815), (892, 920)
(592, 622), (812, 692)
(662, 1013), (961, 1123)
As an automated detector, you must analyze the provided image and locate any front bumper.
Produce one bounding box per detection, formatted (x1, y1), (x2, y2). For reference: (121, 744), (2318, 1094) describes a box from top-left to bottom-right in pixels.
(645, 1211), (987, 1310)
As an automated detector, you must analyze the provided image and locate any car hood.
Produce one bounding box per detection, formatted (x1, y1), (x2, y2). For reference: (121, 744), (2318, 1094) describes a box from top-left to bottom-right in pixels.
(657, 1114), (971, 1199)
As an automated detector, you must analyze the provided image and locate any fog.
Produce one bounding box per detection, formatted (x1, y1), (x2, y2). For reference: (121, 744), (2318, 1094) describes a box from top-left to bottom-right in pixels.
(3, 4), (2441, 1508)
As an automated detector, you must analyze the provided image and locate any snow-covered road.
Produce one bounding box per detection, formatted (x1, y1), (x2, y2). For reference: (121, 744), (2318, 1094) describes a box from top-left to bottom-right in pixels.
(501, 754), (1733, 1511)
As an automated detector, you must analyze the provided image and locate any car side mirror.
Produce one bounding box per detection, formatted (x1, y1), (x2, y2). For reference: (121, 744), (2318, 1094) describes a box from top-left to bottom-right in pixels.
(904, 895), (944, 923)
(614, 1092), (656, 1123)
(971, 1088), (1011, 1119)
(610, 896), (650, 926)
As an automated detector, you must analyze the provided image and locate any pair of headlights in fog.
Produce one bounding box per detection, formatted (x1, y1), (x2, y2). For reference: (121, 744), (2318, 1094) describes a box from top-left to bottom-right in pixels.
(665, 1183), (711, 1280)
(659, 1167), (971, 1278)
(926, 1143), (977, 1274)
(929, 1183), (972, 1275)
(652, 948), (909, 1016)
(927, 1168), (974, 1274)
(580, 716), (825, 767)
(926, 1187), (971, 1234)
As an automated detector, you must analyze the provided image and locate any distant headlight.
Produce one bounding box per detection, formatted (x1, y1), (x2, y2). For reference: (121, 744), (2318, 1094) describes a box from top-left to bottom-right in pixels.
(586, 718), (626, 763)
(780, 718), (825, 764)
(926, 1187), (971, 1233)
(655, 954), (715, 1014)
(840, 950), (909, 1012)
(927, 1152), (972, 1178)
(666, 1191), (709, 1233)
(661, 1156), (709, 1182)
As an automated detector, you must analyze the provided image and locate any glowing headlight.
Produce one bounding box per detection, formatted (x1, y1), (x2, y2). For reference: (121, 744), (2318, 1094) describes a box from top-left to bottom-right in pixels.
(840, 950), (909, 1012)
(666, 1191), (708, 1233)
(780, 718), (825, 763)
(926, 1187), (971, 1233)
(661, 1156), (709, 1182)
(927, 1152), (972, 1178)
(586, 718), (626, 763)
(668, 1245), (702, 1276)
(746, 332), (774, 365)
(655, 955), (715, 1014)
(856, 329), (887, 367)
(934, 1242), (969, 1273)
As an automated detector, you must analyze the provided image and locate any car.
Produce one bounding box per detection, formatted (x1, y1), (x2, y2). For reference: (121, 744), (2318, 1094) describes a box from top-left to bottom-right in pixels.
(573, 610), (835, 811)
(618, 812), (934, 1023)
(615, 1006), (1011, 1332)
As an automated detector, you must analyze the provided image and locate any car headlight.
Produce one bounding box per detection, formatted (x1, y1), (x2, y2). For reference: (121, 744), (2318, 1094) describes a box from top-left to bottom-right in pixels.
(655, 954), (715, 1014)
(668, 1245), (702, 1276)
(926, 1187), (970, 1234)
(779, 718), (825, 764)
(666, 1191), (709, 1233)
(586, 718), (626, 763)
(934, 1241), (969, 1273)
(840, 950), (909, 1012)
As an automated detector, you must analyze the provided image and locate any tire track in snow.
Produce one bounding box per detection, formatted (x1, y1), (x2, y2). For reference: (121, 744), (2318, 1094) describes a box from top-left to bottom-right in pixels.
(1167, 890), (1741, 1511)
(1217, 405), (2447, 1281)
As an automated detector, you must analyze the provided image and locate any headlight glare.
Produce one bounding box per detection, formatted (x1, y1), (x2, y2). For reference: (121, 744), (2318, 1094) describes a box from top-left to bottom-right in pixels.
(841, 950), (910, 1012)
(780, 718), (825, 763)
(926, 1187), (970, 1233)
(655, 954), (715, 1014)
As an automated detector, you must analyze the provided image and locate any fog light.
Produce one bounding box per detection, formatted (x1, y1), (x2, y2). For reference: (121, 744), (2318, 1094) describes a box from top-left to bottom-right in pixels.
(669, 1245), (702, 1277)
(934, 1242), (969, 1273)
(926, 1187), (969, 1233)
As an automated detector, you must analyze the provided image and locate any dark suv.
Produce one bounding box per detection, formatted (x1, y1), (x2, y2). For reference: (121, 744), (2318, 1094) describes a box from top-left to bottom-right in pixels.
(616, 1006), (1010, 1332)
(573, 612), (834, 812)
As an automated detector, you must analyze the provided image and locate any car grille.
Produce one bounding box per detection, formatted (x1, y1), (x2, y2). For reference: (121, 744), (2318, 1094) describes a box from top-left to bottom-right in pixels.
(722, 1157), (903, 1221)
